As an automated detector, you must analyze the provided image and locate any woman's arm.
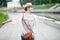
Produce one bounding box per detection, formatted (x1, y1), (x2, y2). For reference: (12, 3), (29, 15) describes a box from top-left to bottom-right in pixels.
(2, 18), (12, 25)
(34, 14), (55, 22)
(38, 16), (55, 22)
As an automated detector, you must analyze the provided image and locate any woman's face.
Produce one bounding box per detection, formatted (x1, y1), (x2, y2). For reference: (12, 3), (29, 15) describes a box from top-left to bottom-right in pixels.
(28, 6), (33, 12)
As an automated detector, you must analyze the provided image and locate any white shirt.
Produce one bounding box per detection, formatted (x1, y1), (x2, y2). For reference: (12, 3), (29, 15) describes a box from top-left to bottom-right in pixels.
(21, 13), (35, 34)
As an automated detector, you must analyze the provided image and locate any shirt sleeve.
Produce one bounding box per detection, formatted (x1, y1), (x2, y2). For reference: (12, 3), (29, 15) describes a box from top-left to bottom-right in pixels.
(11, 15), (20, 24)
(33, 14), (53, 21)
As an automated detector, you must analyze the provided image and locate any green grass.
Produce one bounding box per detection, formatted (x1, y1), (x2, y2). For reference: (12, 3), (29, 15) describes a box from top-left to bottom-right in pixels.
(33, 4), (55, 9)
(53, 4), (60, 9)
(7, 8), (17, 12)
(0, 12), (9, 28)
(0, 8), (19, 12)
(45, 16), (60, 21)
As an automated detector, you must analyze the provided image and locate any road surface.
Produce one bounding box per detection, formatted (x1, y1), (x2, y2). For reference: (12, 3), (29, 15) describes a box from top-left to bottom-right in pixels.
(0, 13), (60, 40)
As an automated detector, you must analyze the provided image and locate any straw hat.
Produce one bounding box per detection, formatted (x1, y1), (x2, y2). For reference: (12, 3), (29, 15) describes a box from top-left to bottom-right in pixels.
(23, 3), (32, 8)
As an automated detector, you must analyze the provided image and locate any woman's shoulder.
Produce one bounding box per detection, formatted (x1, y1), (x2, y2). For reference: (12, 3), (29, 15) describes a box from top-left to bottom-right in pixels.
(31, 14), (37, 17)
(12, 13), (23, 19)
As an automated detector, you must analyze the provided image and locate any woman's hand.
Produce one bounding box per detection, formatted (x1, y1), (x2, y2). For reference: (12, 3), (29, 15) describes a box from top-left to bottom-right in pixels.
(50, 19), (55, 22)
(2, 21), (6, 25)
(2, 18), (12, 25)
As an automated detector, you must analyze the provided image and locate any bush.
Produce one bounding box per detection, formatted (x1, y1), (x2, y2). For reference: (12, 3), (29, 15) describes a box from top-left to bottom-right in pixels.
(0, 12), (9, 28)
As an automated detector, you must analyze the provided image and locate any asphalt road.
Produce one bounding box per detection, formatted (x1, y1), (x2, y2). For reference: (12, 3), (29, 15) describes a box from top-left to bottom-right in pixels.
(0, 13), (60, 40)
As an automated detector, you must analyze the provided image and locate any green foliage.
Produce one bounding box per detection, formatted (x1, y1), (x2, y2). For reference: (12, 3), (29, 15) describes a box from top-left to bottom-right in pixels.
(33, 4), (54, 9)
(6, 0), (12, 2)
(0, 0), (12, 6)
(23, 0), (60, 5)
(0, 12), (9, 28)
(0, 0), (60, 6)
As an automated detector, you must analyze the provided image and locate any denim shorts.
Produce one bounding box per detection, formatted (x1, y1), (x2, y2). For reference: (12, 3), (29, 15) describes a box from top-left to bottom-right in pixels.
(21, 36), (24, 40)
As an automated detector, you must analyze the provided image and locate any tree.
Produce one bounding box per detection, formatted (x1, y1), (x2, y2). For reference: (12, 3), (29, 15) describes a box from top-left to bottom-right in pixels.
(0, 0), (12, 6)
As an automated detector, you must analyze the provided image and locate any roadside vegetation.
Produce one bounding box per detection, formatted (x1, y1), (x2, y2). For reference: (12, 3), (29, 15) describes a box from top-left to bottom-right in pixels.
(0, 12), (9, 28)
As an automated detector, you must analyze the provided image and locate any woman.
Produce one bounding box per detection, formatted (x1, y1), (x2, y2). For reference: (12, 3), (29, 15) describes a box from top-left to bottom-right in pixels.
(2, 3), (55, 40)
(21, 3), (55, 40)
